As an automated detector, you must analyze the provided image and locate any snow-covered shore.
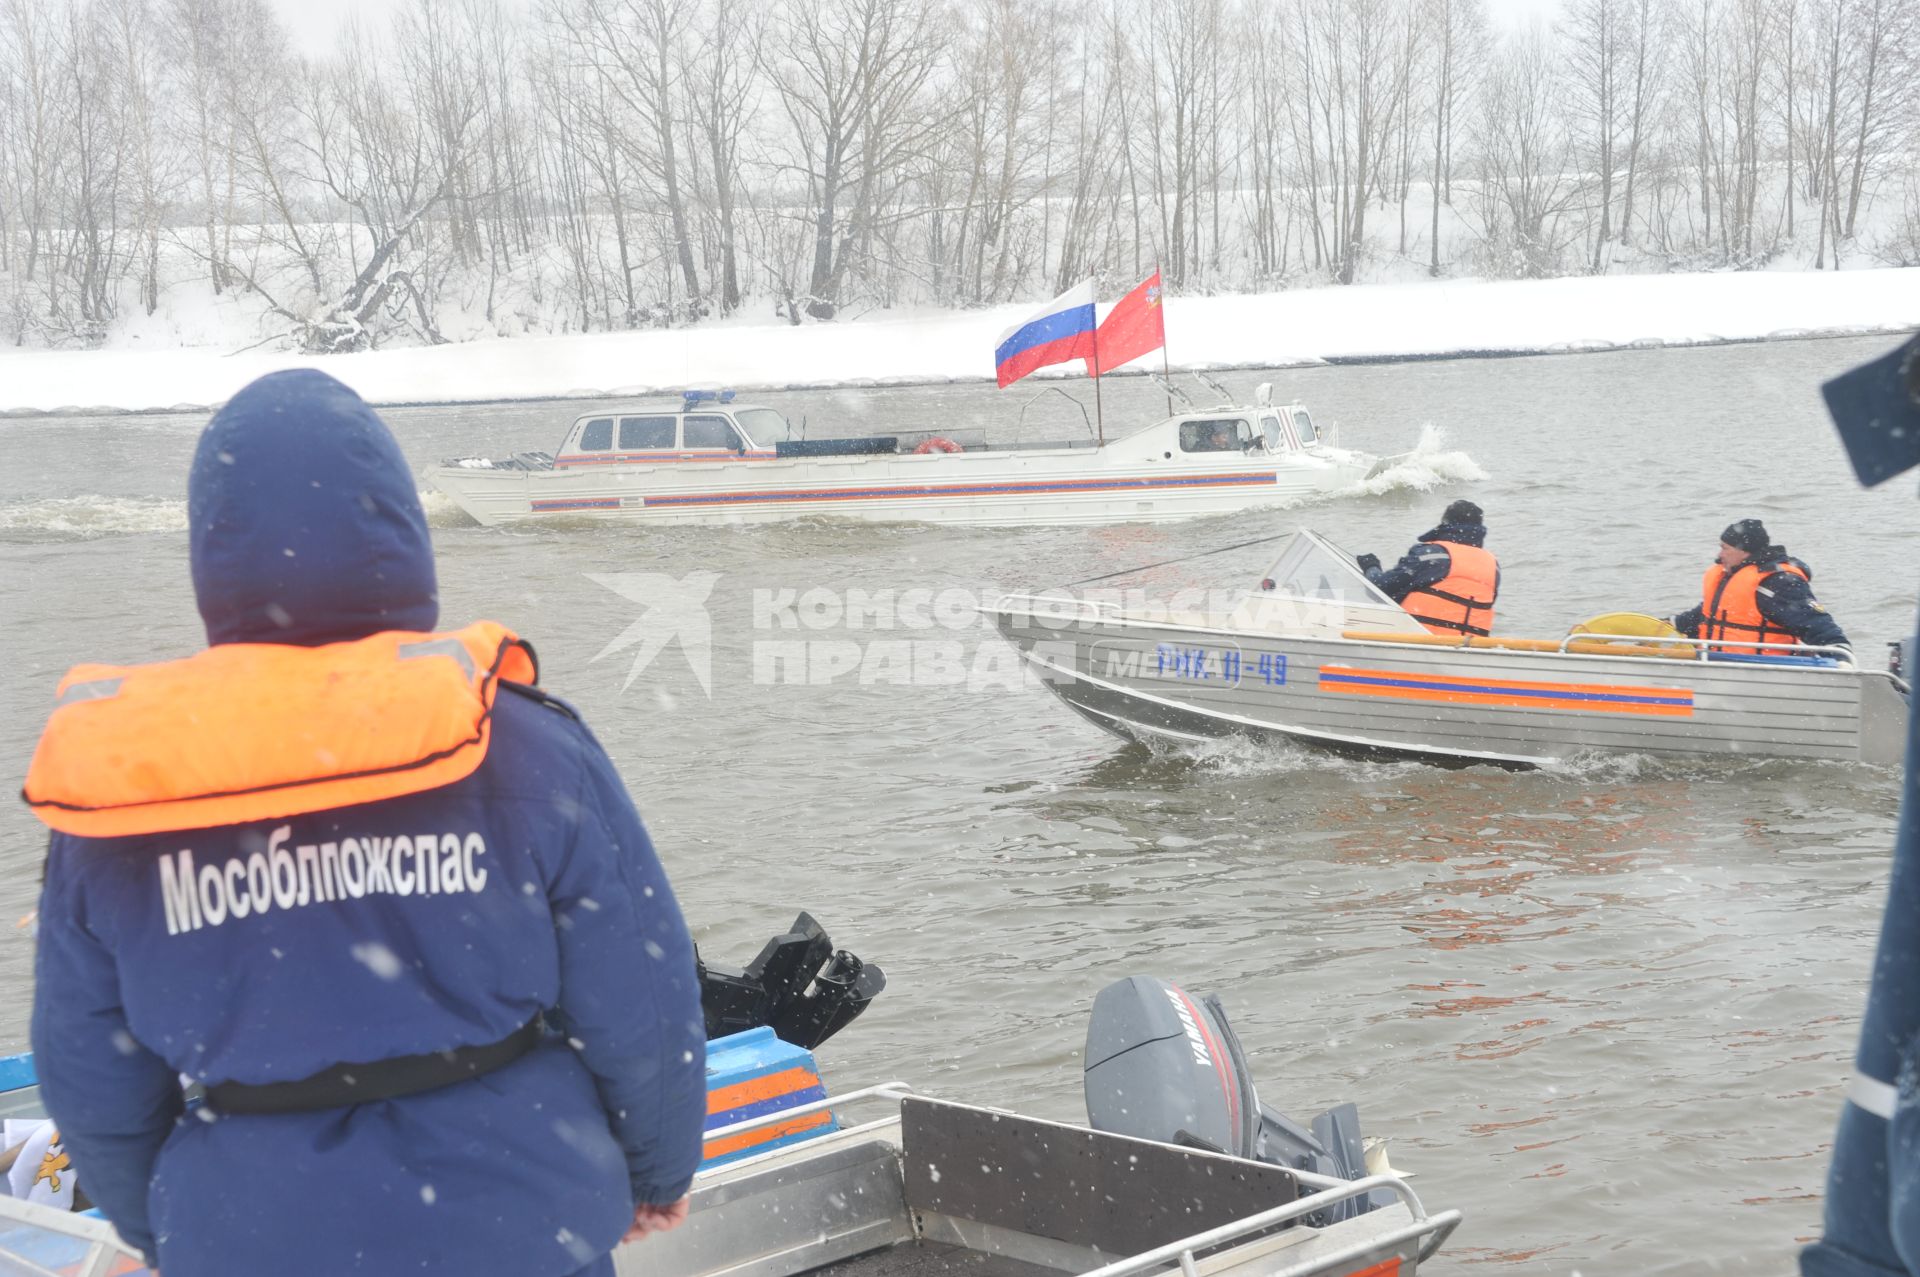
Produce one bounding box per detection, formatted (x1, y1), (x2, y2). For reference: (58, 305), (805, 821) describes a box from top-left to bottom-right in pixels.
(1, 267), (1913, 415)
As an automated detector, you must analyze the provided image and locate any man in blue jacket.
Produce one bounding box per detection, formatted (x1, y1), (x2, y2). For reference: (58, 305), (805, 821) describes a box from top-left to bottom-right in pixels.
(1802, 331), (1920, 1277)
(24, 370), (707, 1275)
(1667, 518), (1850, 652)
(1355, 499), (1501, 636)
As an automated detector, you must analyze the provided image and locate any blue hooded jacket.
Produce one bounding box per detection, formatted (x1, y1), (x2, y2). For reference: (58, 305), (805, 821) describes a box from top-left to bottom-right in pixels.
(1799, 336), (1920, 1276)
(29, 370), (708, 1276)
(1670, 547), (1851, 652)
(1363, 518), (1500, 604)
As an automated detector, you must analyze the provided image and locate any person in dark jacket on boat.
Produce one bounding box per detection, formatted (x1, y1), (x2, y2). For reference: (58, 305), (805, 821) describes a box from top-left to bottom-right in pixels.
(1356, 499), (1501, 637)
(24, 370), (707, 1277)
(1668, 518), (1849, 653)
(1801, 331), (1920, 1277)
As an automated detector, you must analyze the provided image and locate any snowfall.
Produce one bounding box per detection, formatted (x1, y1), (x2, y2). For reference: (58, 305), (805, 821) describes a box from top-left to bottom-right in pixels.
(0, 267), (1914, 415)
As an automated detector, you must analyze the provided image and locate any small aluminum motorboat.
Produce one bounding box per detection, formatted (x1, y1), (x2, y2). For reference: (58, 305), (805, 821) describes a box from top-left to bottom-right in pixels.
(990, 531), (1909, 767)
(0, 972), (1459, 1277)
(427, 387), (1400, 528)
(0, 1086), (1457, 1277)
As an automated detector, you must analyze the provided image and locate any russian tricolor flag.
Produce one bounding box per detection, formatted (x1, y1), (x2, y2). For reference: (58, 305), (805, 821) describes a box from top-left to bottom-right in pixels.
(994, 280), (1097, 388)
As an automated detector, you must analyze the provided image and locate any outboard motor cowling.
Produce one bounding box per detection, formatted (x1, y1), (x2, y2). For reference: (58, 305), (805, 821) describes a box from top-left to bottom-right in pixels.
(1084, 975), (1260, 1159)
(1084, 976), (1392, 1224)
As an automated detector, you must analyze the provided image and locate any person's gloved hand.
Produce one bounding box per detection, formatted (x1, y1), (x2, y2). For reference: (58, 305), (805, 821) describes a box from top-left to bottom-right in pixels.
(1355, 553), (1381, 574)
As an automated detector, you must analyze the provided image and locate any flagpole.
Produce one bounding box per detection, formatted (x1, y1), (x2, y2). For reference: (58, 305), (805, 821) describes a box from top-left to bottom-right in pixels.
(1158, 262), (1172, 419)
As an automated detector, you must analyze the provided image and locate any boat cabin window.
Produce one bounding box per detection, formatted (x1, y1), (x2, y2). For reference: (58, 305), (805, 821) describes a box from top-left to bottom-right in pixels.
(732, 406), (799, 446)
(1179, 418), (1251, 453)
(618, 415), (675, 449)
(1292, 409), (1318, 444)
(576, 417), (614, 452)
(683, 414), (743, 451)
(1260, 413), (1286, 452)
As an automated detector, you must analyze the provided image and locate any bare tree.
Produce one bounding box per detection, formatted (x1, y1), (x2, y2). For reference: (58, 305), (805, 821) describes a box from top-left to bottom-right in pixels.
(1474, 24), (1581, 276)
(1423, 0), (1488, 275)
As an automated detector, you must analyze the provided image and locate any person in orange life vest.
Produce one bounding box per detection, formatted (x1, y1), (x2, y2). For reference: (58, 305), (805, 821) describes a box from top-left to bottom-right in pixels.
(24, 370), (705, 1277)
(1355, 499), (1500, 637)
(1668, 519), (1849, 653)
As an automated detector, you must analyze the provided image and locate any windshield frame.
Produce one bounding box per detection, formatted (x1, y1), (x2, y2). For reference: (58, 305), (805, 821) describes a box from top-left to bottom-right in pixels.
(731, 406), (800, 447)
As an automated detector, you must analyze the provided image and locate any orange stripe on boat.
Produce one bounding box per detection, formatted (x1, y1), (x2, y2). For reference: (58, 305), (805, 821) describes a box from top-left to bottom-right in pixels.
(704, 1066), (822, 1114)
(701, 1110), (833, 1159)
(1319, 666), (1693, 717)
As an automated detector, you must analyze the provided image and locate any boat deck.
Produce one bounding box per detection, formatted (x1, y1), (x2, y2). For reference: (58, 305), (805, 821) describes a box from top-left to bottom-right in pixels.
(817, 1242), (1059, 1276)
(639, 1091), (1458, 1277)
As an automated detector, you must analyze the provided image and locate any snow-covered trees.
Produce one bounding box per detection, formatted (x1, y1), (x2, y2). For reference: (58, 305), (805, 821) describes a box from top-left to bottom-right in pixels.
(0, 0), (1914, 350)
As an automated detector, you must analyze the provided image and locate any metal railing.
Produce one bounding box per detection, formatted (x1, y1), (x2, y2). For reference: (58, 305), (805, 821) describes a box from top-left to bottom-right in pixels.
(695, 1083), (1461, 1277)
(695, 1082), (918, 1173)
(1077, 1173), (1461, 1277)
(1558, 631), (1856, 665)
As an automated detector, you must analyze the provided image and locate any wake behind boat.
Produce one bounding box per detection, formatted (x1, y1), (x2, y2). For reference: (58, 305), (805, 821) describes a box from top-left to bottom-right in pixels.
(427, 386), (1402, 528)
(992, 531), (1910, 767)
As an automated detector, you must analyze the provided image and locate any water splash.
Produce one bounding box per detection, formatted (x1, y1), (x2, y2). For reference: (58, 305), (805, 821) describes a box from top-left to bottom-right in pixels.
(0, 495), (189, 537)
(1351, 423), (1488, 497)
(1141, 732), (1434, 782)
(416, 488), (474, 528)
(0, 490), (471, 537)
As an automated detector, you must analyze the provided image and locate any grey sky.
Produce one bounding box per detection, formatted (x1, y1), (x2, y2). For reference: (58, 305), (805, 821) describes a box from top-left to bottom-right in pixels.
(268, 0), (1564, 58)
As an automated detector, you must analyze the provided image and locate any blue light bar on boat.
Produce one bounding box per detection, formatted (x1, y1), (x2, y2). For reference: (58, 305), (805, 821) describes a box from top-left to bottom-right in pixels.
(684, 389), (737, 405)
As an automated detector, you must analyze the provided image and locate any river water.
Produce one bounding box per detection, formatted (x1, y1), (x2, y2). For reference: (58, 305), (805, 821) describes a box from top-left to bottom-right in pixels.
(3, 334), (1918, 1273)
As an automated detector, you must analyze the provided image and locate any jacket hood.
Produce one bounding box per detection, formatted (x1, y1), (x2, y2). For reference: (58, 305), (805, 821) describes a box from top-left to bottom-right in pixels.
(1751, 546), (1810, 579)
(189, 370), (437, 646)
(1417, 520), (1487, 548)
(1714, 547), (1813, 585)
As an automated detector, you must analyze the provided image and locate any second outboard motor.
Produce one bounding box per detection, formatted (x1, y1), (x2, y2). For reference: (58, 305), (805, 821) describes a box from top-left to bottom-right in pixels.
(1084, 975), (1392, 1225)
(697, 912), (886, 1049)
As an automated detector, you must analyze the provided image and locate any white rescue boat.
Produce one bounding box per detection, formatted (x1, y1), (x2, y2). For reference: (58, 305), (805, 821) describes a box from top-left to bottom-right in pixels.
(428, 387), (1402, 528)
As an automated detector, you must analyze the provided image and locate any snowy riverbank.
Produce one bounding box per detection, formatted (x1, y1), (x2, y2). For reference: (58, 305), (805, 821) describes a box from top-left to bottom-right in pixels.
(1, 267), (1913, 415)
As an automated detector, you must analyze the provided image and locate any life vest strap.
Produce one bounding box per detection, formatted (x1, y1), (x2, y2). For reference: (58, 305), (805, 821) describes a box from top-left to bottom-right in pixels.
(1408, 613), (1492, 637)
(203, 1017), (542, 1115)
(1416, 584), (1485, 610)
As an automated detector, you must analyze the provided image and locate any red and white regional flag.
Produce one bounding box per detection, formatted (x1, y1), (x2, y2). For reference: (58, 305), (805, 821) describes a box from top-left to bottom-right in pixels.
(1091, 271), (1166, 376)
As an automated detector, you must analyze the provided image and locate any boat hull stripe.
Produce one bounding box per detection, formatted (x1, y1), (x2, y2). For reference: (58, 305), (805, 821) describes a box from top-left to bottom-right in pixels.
(642, 471), (1279, 507)
(1319, 666), (1695, 716)
(530, 497), (622, 512)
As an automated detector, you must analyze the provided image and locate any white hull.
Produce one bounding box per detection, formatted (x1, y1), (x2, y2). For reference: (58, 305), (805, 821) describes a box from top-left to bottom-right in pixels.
(430, 445), (1378, 528)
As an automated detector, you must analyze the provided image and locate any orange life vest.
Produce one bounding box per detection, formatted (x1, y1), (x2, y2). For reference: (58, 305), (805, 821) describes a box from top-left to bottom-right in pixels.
(1699, 560), (1808, 653)
(1403, 542), (1499, 637)
(22, 621), (535, 839)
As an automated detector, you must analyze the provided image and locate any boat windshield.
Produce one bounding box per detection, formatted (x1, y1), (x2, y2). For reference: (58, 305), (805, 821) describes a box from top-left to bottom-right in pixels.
(1260, 530), (1417, 623)
(732, 407), (800, 446)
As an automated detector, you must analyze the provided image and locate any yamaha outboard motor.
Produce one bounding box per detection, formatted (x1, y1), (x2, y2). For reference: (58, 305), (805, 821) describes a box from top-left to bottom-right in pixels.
(697, 912), (886, 1049)
(1084, 975), (1394, 1224)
